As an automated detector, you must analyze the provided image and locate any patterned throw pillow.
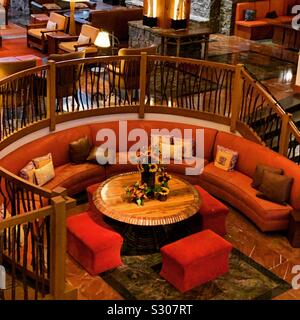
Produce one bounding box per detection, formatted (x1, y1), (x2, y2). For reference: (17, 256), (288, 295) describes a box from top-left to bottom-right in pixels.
(19, 161), (36, 184)
(214, 145), (238, 171)
(34, 161), (55, 186)
(32, 153), (52, 169)
(244, 9), (256, 21)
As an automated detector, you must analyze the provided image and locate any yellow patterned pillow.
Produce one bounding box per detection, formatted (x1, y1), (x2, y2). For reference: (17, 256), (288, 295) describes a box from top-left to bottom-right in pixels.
(34, 161), (55, 186)
(33, 153), (52, 169)
(214, 150), (235, 171)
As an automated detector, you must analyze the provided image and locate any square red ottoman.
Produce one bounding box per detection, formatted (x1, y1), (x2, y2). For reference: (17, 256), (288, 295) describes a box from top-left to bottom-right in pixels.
(160, 230), (232, 292)
(67, 211), (123, 275)
(194, 185), (229, 235)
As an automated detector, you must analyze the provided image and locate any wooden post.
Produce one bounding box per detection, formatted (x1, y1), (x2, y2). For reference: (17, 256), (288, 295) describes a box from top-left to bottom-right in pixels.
(47, 60), (56, 132)
(50, 196), (67, 300)
(230, 64), (243, 133)
(139, 52), (148, 119)
(279, 113), (292, 156)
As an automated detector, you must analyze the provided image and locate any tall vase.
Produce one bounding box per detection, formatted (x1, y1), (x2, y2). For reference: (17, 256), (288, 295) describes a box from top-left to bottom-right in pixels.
(141, 171), (155, 198)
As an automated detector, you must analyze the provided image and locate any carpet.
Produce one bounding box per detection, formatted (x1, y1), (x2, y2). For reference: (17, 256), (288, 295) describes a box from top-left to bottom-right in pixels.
(100, 248), (291, 300)
(0, 22), (26, 39)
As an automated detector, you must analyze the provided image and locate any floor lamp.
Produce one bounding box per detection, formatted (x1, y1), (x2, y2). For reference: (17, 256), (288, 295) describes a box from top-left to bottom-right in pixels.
(64, 0), (87, 36)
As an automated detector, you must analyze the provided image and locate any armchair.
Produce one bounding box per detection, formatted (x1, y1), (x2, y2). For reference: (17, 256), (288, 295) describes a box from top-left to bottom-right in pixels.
(27, 12), (68, 53)
(108, 45), (157, 103)
(0, 0), (9, 25)
(0, 59), (37, 122)
(57, 24), (100, 57)
(42, 51), (86, 112)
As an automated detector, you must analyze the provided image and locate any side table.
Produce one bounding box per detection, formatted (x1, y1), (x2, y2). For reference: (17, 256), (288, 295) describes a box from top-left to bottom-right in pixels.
(46, 32), (77, 54)
(288, 211), (300, 248)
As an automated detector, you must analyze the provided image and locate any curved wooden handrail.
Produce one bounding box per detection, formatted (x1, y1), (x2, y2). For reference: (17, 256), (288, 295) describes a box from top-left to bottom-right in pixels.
(0, 53), (298, 163)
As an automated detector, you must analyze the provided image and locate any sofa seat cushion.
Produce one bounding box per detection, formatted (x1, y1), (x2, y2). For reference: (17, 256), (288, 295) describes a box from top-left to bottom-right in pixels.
(276, 16), (294, 23)
(44, 162), (106, 194)
(58, 41), (98, 54)
(201, 163), (292, 222)
(28, 28), (49, 39)
(165, 158), (208, 176)
(236, 20), (270, 27)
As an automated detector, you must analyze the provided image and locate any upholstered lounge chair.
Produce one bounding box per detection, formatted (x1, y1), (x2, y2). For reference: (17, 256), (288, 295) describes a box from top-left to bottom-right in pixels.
(27, 12), (68, 53)
(57, 24), (100, 57)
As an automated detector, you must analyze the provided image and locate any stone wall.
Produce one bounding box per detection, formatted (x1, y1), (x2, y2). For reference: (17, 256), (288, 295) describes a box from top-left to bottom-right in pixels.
(9, 0), (30, 17)
(125, 0), (237, 33)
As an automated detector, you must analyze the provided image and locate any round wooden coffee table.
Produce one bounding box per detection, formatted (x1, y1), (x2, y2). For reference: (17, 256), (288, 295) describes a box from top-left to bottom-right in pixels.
(93, 172), (201, 226)
(93, 172), (201, 254)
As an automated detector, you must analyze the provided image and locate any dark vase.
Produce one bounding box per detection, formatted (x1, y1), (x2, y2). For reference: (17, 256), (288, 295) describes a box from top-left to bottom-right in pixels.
(141, 171), (155, 198)
(157, 194), (168, 201)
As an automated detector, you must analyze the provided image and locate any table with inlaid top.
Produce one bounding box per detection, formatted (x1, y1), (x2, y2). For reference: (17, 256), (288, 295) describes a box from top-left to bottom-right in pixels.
(93, 172), (201, 253)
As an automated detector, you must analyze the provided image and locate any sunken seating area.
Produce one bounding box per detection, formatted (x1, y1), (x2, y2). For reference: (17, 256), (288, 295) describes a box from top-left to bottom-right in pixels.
(1, 120), (300, 233)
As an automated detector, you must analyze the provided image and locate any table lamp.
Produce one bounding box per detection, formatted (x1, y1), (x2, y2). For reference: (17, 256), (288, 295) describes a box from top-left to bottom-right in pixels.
(94, 31), (111, 55)
(64, 0), (88, 36)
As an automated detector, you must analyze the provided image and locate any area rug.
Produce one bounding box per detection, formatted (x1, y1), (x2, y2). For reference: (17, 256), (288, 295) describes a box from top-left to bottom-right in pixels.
(100, 248), (291, 300)
(0, 22), (26, 39)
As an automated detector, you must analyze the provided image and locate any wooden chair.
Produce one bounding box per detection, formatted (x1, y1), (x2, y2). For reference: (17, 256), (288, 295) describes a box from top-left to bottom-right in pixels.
(57, 24), (100, 57)
(0, 59), (37, 118)
(41, 51), (86, 112)
(27, 12), (68, 53)
(108, 45), (157, 102)
(0, 0), (9, 25)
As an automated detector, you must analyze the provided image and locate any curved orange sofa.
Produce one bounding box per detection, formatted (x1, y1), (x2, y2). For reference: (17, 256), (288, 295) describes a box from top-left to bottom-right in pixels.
(1, 120), (300, 233)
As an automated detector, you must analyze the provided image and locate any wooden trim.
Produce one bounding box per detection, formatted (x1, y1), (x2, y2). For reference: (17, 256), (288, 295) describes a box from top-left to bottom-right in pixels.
(0, 65), (49, 86)
(236, 121), (264, 145)
(55, 107), (140, 124)
(139, 52), (147, 119)
(144, 106), (231, 125)
(0, 206), (53, 230)
(279, 113), (292, 156)
(0, 119), (50, 152)
(50, 196), (67, 300)
(230, 64), (243, 132)
(0, 166), (53, 197)
(47, 60), (56, 132)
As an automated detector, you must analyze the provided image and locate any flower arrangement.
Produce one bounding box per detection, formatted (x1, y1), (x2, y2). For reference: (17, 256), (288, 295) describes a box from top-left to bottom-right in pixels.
(125, 181), (149, 206)
(125, 146), (172, 206)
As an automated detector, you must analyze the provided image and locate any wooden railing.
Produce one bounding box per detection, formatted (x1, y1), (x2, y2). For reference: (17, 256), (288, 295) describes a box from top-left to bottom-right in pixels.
(0, 168), (77, 300)
(0, 53), (299, 162)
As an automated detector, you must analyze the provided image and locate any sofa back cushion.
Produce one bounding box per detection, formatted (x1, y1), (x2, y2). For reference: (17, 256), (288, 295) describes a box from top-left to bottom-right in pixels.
(214, 131), (300, 209)
(235, 1), (269, 21)
(0, 125), (92, 174)
(90, 120), (217, 162)
(270, 0), (285, 16)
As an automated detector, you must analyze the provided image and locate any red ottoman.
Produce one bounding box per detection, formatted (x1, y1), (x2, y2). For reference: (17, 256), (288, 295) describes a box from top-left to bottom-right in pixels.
(194, 185), (229, 235)
(67, 211), (123, 275)
(160, 230), (232, 292)
(87, 183), (100, 214)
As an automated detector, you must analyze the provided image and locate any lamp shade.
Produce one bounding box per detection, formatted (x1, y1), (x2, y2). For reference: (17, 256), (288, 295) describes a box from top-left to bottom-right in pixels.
(95, 31), (111, 48)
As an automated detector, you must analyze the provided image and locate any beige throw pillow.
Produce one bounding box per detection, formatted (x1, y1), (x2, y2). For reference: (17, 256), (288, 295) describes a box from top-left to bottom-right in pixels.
(34, 161), (55, 186)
